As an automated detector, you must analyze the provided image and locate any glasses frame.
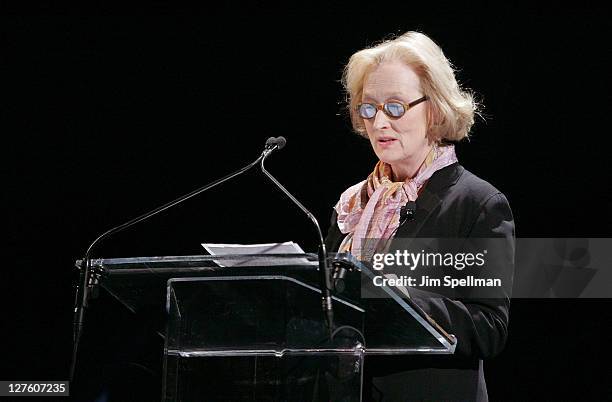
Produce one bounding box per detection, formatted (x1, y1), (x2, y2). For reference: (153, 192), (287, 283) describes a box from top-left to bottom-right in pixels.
(356, 95), (429, 119)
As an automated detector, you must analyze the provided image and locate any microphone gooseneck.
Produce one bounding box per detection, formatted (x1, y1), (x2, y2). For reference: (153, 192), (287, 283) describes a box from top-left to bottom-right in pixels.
(259, 137), (335, 333)
(70, 138), (278, 381)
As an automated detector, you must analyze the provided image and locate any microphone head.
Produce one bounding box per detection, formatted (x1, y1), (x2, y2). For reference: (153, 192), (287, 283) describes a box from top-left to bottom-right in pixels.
(275, 136), (287, 150)
(264, 136), (287, 150)
(265, 137), (277, 148)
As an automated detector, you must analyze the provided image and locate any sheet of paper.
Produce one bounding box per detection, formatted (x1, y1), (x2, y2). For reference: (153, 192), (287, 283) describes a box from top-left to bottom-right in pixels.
(201, 241), (315, 267)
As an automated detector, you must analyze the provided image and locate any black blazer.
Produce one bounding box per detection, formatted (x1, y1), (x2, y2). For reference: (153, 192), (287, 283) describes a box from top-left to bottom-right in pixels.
(325, 162), (515, 402)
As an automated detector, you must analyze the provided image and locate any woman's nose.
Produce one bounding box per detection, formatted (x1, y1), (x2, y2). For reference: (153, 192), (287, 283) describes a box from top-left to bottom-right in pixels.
(373, 109), (390, 130)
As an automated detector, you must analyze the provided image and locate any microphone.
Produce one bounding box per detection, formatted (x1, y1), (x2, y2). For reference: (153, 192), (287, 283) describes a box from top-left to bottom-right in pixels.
(265, 136), (286, 150)
(400, 201), (416, 222)
(70, 137), (279, 381)
(259, 137), (335, 333)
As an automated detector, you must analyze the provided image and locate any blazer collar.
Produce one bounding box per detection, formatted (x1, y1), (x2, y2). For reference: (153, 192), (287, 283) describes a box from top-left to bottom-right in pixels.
(422, 161), (463, 193)
(396, 162), (463, 237)
(417, 162), (463, 211)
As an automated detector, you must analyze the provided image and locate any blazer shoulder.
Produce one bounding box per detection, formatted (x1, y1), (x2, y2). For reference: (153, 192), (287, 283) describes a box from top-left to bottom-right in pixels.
(453, 167), (514, 237)
(454, 166), (509, 207)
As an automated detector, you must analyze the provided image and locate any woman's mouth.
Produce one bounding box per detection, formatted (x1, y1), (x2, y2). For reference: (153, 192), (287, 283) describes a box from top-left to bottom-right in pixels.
(378, 137), (398, 147)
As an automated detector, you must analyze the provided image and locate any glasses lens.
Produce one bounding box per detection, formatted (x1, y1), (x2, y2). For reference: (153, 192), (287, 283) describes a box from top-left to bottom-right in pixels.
(358, 104), (376, 119)
(384, 102), (405, 117)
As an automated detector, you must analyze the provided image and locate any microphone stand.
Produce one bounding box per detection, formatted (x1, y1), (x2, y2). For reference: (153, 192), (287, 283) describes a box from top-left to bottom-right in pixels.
(69, 143), (272, 381)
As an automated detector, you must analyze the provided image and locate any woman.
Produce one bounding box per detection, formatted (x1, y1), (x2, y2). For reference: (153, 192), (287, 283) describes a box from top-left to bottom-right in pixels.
(325, 31), (515, 402)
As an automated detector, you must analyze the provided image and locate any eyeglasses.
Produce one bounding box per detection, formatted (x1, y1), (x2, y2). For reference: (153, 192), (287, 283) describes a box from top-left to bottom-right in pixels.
(356, 96), (428, 119)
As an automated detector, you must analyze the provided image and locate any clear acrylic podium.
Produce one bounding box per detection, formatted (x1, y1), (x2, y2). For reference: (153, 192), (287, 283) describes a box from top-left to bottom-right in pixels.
(88, 253), (456, 401)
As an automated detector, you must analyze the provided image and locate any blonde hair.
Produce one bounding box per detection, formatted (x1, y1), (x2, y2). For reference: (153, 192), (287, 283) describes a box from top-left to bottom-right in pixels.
(341, 31), (481, 142)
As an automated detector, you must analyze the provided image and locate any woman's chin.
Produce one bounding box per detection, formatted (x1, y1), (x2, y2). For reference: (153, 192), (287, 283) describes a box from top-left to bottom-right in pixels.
(375, 151), (402, 165)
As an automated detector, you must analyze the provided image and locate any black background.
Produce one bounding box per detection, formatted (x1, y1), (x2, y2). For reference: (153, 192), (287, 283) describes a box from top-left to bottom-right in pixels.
(3, 3), (611, 401)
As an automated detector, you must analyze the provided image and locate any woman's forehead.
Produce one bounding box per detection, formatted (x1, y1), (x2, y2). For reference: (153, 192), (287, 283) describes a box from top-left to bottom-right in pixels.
(363, 62), (421, 99)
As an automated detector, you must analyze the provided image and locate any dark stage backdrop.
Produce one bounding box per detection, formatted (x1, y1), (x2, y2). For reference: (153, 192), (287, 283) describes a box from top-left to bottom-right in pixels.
(3, 4), (611, 401)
